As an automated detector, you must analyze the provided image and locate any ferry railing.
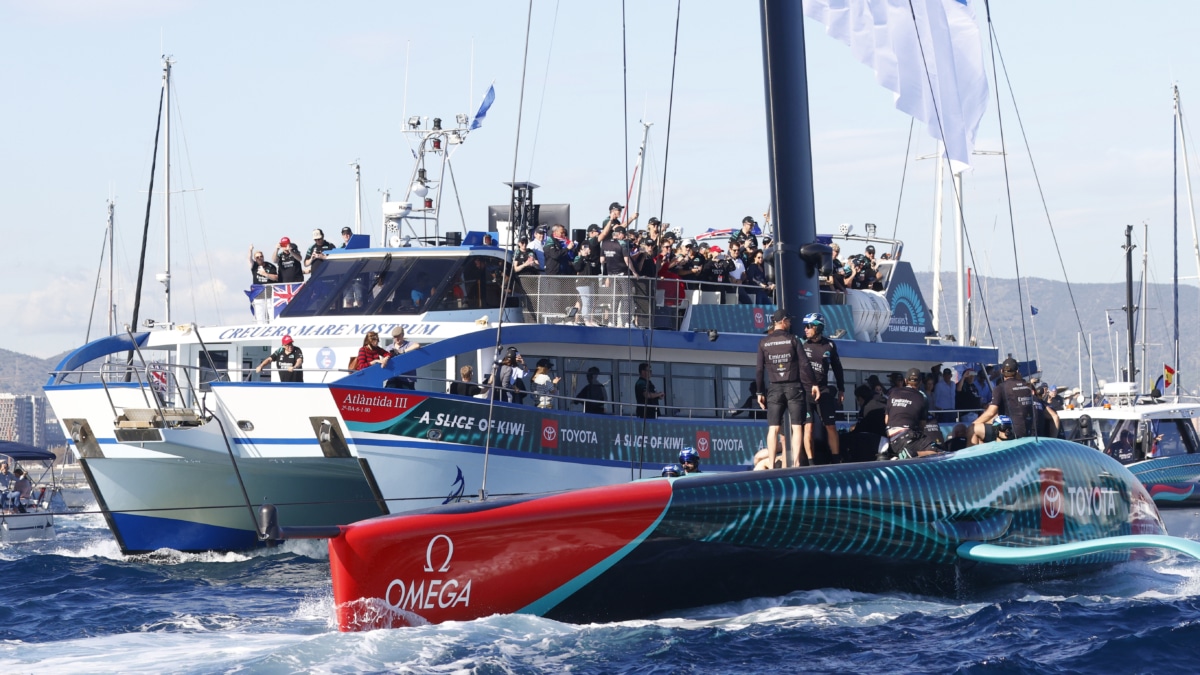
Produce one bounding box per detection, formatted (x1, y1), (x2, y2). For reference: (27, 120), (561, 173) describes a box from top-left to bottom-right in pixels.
(510, 274), (775, 329)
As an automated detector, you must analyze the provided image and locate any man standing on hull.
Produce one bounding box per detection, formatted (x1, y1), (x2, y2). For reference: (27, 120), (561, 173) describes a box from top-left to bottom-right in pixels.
(756, 309), (820, 469)
(800, 312), (845, 464)
(971, 357), (1038, 444)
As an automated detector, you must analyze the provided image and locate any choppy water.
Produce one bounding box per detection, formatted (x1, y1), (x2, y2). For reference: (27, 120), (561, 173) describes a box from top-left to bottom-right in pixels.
(1, 513), (1199, 674)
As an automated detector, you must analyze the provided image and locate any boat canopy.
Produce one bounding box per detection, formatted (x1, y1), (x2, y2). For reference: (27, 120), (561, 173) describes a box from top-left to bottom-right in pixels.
(0, 441), (55, 462)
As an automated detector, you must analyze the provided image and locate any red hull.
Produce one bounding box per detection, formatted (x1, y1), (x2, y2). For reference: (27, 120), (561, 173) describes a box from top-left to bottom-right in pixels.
(330, 479), (672, 630)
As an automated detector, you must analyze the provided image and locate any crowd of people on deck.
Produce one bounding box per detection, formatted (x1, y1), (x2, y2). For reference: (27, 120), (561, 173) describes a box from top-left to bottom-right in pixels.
(249, 227), (354, 285)
(752, 307), (1068, 469)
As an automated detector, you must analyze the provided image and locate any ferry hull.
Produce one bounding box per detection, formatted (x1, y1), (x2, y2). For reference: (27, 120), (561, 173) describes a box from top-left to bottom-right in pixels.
(82, 455), (385, 554)
(329, 439), (1170, 630)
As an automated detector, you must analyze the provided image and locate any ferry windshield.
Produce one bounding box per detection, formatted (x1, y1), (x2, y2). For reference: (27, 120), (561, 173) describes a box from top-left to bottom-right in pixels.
(280, 255), (460, 317)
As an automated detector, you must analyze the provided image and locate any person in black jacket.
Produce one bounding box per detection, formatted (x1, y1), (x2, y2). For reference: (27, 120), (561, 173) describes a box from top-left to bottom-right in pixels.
(755, 309), (820, 468)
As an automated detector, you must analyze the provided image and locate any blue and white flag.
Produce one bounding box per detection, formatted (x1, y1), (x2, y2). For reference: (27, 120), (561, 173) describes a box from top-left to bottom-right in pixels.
(471, 84), (496, 130)
(803, 0), (989, 172)
(1030, 305), (1038, 316)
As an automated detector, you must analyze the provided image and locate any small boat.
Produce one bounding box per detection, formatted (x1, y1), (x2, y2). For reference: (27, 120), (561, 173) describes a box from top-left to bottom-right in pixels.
(0, 441), (65, 543)
(325, 438), (1200, 630)
(1058, 384), (1200, 538)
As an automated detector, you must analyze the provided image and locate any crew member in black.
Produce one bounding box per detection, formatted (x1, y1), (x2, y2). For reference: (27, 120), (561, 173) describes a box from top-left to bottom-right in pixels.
(600, 226), (639, 326)
(635, 362), (664, 418)
(513, 237), (541, 276)
(729, 216), (759, 250)
(883, 367), (937, 459)
(305, 228), (336, 276)
(800, 312), (845, 464)
(274, 237), (304, 283)
(756, 309), (820, 469)
(575, 366), (607, 414)
(255, 335), (303, 382)
(249, 246), (278, 284)
(971, 357), (1038, 444)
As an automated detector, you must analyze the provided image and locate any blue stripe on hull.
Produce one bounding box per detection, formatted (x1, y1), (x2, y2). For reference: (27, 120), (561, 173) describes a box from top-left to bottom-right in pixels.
(110, 512), (261, 553)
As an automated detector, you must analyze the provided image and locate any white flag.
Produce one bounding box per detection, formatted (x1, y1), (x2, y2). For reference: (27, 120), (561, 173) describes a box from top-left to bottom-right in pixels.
(803, 0), (989, 171)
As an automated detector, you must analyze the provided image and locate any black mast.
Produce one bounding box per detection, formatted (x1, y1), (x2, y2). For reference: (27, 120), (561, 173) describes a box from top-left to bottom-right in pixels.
(759, 0), (822, 330)
(1123, 224), (1137, 383)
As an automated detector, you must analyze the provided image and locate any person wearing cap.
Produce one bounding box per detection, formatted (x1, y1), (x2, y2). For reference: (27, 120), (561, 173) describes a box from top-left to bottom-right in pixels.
(863, 244), (878, 269)
(513, 236), (542, 276)
(255, 335), (303, 382)
(605, 201), (639, 229)
(383, 326), (421, 389)
(528, 227), (548, 268)
(971, 358), (1039, 444)
(755, 309), (820, 469)
(305, 229), (336, 276)
(575, 366), (608, 414)
(340, 226), (354, 248)
(800, 313), (845, 464)
(248, 245), (279, 285)
(531, 358), (561, 409)
(645, 217), (662, 247)
(883, 368), (938, 459)
(274, 237), (304, 283)
(729, 216), (759, 250)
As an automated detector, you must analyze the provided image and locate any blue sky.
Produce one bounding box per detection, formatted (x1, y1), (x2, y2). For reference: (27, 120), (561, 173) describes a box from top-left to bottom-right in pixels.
(3, 0), (1200, 358)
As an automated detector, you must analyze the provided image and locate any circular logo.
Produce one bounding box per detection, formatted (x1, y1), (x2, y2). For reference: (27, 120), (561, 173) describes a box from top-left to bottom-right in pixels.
(543, 425), (557, 443)
(316, 347), (336, 370)
(697, 437), (710, 454)
(1043, 484), (1062, 519)
(428, 429), (443, 441)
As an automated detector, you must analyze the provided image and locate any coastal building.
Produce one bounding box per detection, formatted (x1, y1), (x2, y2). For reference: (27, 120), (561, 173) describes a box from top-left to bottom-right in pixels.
(0, 393), (46, 448)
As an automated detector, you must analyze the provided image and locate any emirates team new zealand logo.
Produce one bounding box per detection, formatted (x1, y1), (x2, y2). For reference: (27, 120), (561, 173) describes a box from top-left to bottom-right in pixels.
(890, 283), (927, 328)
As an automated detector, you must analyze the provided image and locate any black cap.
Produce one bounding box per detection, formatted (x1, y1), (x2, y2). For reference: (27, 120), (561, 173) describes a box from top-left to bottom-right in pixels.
(612, 226), (627, 235)
(587, 224), (601, 233)
(536, 358), (553, 369)
(587, 366), (600, 376)
(771, 308), (790, 323)
(648, 217), (661, 225)
(1001, 357), (1020, 372)
(906, 367), (923, 382)
(609, 202), (624, 211)
(866, 245), (876, 253)
(518, 236), (529, 244)
(341, 226), (353, 235)
(742, 216), (755, 225)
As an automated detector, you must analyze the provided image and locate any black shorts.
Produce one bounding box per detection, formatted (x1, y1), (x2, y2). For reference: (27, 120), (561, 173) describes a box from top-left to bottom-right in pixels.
(810, 386), (839, 425)
(766, 382), (809, 427)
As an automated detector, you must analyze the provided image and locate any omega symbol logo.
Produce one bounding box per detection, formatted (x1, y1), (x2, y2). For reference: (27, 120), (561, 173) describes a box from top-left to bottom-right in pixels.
(424, 534), (454, 573)
(543, 426), (557, 443)
(1043, 484), (1062, 519)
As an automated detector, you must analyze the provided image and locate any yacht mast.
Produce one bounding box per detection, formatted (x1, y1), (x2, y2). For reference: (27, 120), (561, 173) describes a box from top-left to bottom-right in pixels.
(162, 56), (173, 325)
(630, 121), (652, 219)
(1175, 85), (1197, 394)
(1140, 222), (1150, 392)
(107, 199), (116, 336)
(931, 142), (945, 334)
(352, 160), (363, 234)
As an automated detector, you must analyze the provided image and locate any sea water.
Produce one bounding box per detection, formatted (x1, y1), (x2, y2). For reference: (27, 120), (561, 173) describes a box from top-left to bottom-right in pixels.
(1, 513), (1199, 674)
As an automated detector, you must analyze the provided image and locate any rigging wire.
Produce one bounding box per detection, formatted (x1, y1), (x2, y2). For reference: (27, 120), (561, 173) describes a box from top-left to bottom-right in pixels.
(622, 0), (630, 206)
(84, 216), (111, 343)
(480, 0), (536, 501)
(128, 84), (165, 349)
(523, 0), (562, 180)
(890, 117), (916, 241)
(988, 19), (1098, 385)
(657, 0), (682, 222)
(981, 1), (1031, 365)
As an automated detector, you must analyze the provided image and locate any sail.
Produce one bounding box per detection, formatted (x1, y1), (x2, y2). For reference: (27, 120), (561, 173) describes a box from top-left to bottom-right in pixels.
(803, 0), (989, 171)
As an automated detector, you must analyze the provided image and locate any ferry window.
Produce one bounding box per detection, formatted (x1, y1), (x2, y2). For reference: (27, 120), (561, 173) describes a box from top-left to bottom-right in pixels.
(383, 258), (458, 315)
(279, 258), (367, 317)
(563, 359), (613, 414)
(618, 361), (665, 417)
(722, 366), (759, 419)
(671, 363), (717, 417)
